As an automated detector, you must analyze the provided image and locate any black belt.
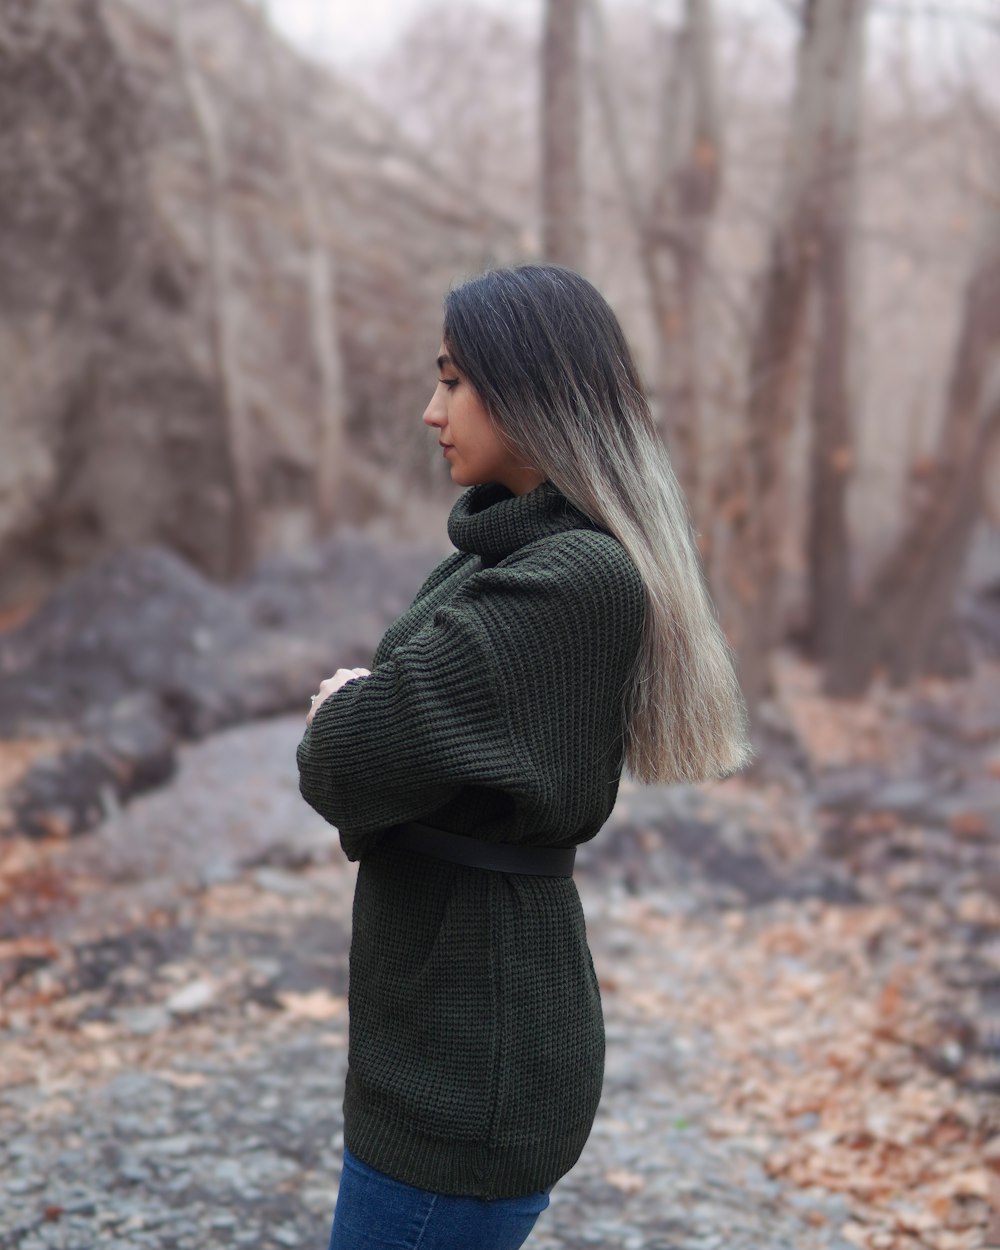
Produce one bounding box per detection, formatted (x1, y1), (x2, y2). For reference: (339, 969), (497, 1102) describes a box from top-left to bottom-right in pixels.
(387, 820), (576, 877)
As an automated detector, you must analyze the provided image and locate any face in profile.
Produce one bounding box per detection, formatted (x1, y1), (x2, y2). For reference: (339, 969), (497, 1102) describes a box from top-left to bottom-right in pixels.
(422, 340), (545, 496)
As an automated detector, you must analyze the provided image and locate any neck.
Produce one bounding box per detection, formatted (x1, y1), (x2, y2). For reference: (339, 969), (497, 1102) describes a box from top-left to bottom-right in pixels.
(500, 466), (547, 497)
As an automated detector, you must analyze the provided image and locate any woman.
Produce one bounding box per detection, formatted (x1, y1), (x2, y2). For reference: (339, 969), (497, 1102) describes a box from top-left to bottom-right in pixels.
(296, 263), (752, 1250)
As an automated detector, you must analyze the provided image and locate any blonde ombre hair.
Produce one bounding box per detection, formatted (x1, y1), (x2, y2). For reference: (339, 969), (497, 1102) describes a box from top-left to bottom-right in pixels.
(443, 263), (752, 784)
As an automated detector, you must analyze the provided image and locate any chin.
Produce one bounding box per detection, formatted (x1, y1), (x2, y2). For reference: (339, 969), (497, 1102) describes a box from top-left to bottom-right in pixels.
(449, 465), (481, 487)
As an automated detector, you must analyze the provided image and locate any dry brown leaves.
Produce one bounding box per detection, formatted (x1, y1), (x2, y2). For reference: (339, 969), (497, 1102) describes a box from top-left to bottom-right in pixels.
(606, 894), (998, 1250)
(771, 652), (923, 772)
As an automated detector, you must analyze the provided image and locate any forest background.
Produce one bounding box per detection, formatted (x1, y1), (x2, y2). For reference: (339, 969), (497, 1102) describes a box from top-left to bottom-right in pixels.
(2, 0), (998, 711)
(1, 3), (999, 1249)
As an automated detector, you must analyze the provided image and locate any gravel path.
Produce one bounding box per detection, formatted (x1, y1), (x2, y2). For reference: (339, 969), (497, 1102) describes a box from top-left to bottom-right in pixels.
(0, 717), (880, 1249)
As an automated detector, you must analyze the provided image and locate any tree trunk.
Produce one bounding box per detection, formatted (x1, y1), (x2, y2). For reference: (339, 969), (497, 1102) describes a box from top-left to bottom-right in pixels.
(805, 0), (866, 661)
(807, 225), (855, 663)
(541, 0), (584, 269)
(586, 0), (720, 513)
(651, 0), (721, 512)
(169, 0), (257, 578)
(826, 192), (1000, 694)
(251, 0), (347, 536)
(717, 0), (868, 710)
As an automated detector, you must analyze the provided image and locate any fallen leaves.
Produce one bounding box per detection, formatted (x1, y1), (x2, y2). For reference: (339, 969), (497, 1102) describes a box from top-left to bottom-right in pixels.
(773, 652), (916, 770)
(0, 934), (59, 965)
(0, 738), (65, 794)
(0, 651), (995, 1250)
(604, 1167), (646, 1195)
(274, 990), (346, 1021)
(608, 894), (997, 1250)
(154, 1069), (209, 1089)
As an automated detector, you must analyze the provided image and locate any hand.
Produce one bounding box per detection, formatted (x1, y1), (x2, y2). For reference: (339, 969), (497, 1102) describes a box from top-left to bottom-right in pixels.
(306, 668), (371, 726)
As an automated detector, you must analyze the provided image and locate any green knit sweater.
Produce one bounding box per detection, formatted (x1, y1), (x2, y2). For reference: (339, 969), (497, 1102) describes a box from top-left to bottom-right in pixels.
(295, 478), (645, 1200)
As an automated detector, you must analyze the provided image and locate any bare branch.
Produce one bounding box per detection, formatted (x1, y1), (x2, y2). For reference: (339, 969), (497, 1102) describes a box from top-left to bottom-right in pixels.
(583, 0), (649, 235)
(541, 0), (585, 266)
(871, 2), (1000, 31)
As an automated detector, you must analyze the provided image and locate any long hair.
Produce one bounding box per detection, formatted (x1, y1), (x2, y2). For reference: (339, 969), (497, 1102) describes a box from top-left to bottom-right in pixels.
(443, 263), (752, 784)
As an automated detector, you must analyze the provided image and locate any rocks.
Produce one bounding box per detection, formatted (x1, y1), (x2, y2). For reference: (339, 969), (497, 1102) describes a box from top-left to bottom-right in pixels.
(252, 868), (312, 898)
(0, 719), (877, 1250)
(813, 764), (888, 814)
(165, 980), (217, 1016)
(867, 778), (943, 819)
(1, 673), (995, 1249)
(0, 0), (508, 614)
(0, 534), (443, 842)
(0, 996), (853, 1250)
(932, 778), (1000, 839)
(114, 1005), (170, 1036)
(584, 780), (862, 908)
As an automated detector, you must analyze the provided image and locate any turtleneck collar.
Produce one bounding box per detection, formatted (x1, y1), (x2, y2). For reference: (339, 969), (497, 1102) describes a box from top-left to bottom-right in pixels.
(447, 478), (603, 565)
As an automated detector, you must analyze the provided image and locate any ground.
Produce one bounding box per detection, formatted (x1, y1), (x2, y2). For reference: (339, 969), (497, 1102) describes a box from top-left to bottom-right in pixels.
(0, 673), (997, 1249)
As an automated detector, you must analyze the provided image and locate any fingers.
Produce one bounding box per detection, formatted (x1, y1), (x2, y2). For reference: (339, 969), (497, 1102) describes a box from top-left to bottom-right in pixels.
(321, 668), (366, 694)
(306, 667), (372, 724)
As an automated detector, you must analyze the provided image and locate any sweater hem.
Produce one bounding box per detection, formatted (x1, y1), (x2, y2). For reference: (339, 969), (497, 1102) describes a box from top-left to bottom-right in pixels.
(342, 1095), (597, 1201)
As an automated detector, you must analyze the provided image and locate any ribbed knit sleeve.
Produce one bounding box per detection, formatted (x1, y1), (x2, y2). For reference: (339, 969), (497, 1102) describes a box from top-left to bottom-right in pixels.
(296, 596), (521, 860)
(295, 529), (645, 861)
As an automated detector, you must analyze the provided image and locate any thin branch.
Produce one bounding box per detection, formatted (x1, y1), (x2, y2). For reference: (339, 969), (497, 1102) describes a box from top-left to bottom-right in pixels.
(871, 2), (1000, 31)
(583, 0), (649, 235)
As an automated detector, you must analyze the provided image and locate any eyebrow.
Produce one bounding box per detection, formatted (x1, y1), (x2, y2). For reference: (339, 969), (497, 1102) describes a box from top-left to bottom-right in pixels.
(436, 353), (455, 373)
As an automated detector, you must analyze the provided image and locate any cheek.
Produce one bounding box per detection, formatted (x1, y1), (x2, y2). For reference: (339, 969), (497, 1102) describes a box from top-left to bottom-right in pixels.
(449, 396), (469, 436)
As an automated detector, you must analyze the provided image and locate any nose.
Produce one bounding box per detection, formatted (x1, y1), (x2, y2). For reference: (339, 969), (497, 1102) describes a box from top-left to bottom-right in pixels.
(422, 386), (445, 430)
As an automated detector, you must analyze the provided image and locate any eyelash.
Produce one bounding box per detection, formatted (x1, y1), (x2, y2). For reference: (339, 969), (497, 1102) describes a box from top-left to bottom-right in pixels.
(440, 378), (459, 391)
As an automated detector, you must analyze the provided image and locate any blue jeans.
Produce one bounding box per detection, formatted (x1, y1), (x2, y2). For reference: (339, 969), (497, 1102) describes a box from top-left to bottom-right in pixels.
(327, 1145), (553, 1250)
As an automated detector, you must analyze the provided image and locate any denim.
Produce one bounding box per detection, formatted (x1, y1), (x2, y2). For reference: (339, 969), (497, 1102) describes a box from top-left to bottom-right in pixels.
(327, 1145), (554, 1250)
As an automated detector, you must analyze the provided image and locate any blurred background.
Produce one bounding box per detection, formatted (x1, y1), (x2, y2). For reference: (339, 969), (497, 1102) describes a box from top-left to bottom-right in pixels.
(1, 0), (998, 695)
(1, 2), (999, 1248)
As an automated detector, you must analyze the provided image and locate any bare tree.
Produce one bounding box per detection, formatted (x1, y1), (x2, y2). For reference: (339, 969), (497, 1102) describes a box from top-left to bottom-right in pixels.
(716, 0), (869, 709)
(250, 0), (347, 534)
(169, 0), (257, 578)
(804, 0), (867, 662)
(826, 169), (1000, 693)
(587, 0), (721, 508)
(654, 0), (722, 509)
(542, 0), (585, 268)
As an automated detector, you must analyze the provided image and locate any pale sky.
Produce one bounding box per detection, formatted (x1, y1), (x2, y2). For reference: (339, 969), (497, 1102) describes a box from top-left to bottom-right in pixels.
(269, 0), (537, 64)
(267, 0), (996, 91)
